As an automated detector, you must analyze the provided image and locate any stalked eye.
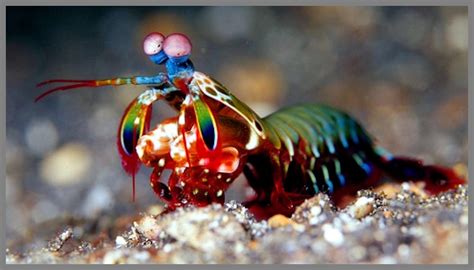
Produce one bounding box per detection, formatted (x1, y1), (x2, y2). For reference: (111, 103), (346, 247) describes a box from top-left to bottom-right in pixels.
(163, 33), (192, 58)
(143, 32), (165, 56)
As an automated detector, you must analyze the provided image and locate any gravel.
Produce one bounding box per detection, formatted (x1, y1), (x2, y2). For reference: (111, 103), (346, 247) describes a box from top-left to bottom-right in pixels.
(6, 183), (468, 264)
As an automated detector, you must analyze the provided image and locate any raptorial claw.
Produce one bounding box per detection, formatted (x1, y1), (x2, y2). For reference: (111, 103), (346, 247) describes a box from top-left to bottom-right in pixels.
(117, 95), (154, 201)
(193, 95), (219, 151)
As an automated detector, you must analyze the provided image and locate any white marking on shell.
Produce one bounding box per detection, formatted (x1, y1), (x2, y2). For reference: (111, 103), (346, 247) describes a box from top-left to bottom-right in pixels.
(245, 129), (260, 150)
(183, 95), (192, 105)
(160, 122), (178, 138)
(135, 141), (145, 158)
(170, 137), (187, 163)
(178, 113), (185, 125)
(137, 89), (160, 105)
(158, 158), (165, 167)
(133, 117), (140, 125)
(194, 71), (265, 139)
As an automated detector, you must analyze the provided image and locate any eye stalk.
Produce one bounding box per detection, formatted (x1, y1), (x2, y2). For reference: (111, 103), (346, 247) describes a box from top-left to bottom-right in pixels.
(143, 32), (168, 65)
(143, 32), (164, 55)
(163, 33), (192, 64)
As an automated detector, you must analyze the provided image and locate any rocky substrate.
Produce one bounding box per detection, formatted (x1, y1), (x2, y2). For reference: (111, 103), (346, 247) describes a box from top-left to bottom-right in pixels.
(6, 183), (468, 264)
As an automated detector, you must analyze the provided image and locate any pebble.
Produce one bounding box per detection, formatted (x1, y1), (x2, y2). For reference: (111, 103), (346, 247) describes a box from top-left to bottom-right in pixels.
(268, 214), (295, 228)
(323, 225), (344, 247)
(135, 216), (160, 239)
(146, 204), (164, 216)
(47, 227), (73, 252)
(348, 197), (375, 219)
(115, 236), (127, 247)
(102, 250), (126, 264)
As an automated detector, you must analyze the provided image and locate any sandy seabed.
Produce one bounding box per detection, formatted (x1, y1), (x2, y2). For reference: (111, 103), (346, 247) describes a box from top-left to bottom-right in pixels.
(6, 182), (468, 264)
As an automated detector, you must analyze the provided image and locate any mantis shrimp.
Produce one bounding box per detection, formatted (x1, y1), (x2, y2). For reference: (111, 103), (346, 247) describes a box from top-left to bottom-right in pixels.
(36, 32), (466, 218)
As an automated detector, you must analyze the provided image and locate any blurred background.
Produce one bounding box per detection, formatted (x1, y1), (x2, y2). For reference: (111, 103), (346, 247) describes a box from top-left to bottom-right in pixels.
(6, 6), (468, 245)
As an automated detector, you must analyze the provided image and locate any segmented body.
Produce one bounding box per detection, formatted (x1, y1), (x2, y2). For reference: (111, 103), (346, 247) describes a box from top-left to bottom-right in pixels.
(37, 32), (465, 219)
(130, 74), (362, 216)
(139, 73), (463, 217)
(260, 105), (375, 194)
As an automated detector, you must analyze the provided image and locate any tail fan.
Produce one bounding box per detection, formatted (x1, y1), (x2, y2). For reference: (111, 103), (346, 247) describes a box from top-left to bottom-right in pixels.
(379, 156), (466, 194)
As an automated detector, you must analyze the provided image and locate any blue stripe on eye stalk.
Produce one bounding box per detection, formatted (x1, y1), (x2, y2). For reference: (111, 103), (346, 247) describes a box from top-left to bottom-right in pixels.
(135, 74), (166, 85)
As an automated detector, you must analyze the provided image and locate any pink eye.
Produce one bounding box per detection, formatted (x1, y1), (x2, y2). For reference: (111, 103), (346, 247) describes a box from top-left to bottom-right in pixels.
(163, 33), (192, 58)
(143, 32), (165, 55)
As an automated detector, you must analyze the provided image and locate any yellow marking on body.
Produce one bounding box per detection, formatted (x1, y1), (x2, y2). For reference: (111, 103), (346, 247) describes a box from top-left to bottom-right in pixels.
(306, 169), (319, 193)
(334, 159), (342, 175)
(322, 165), (329, 182)
(321, 165), (334, 192)
(282, 134), (295, 158)
(310, 157), (316, 171)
